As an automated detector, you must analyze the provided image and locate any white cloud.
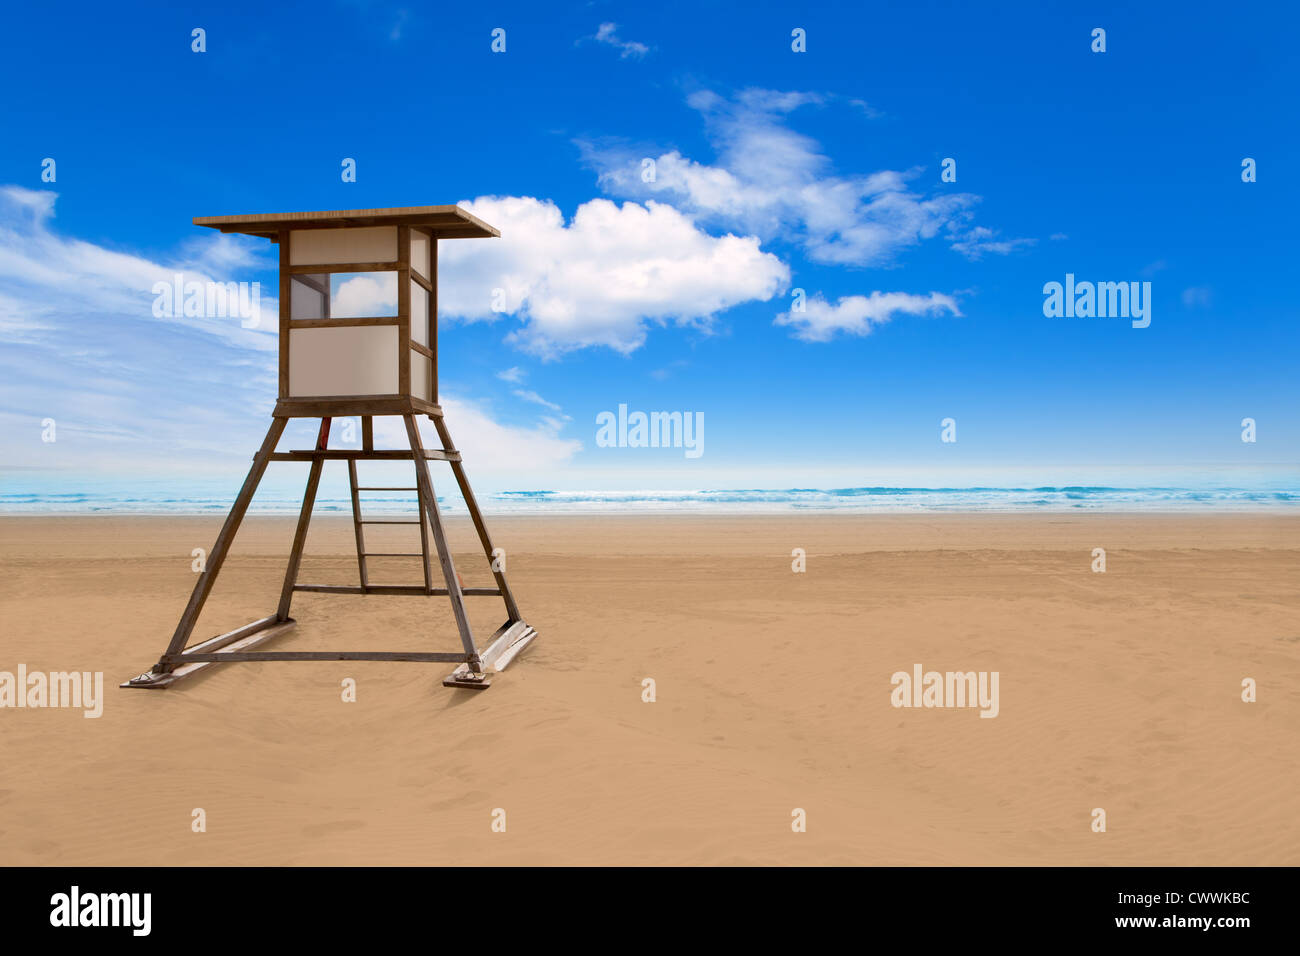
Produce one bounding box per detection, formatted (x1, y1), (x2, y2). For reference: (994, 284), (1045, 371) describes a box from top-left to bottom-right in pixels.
(0, 185), (278, 346)
(775, 291), (960, 342)
(331, 272), (397, 318)
(585, 88), (1032, 266)
(512, 389), (564, 413)
(496, 366), (526, 383)
(0, 187), (580, 478)
(584, 22), (650, 58)
(367, 395), (581, 476)
(439, 195), (789, 356)
(947, 225), (1037, 260)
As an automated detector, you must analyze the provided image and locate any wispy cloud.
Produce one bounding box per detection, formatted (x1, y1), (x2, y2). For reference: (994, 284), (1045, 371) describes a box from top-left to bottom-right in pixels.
(584, 88), (1032, 267)
(650, 359), (689, 381)
(0, 186), (277, 346)
(512, 388), (564, 413)
(0, 187), (580, 474)
(775, 291), (960, 343)
(948, 225), (1036, 260)
(581, 22), (650, 59)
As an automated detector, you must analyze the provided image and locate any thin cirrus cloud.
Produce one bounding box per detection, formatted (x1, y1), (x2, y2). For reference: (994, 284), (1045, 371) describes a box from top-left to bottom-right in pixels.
(0, 186), (580, 474)
(437, 194), (789, 357)
(585, 87), (1034, 267)
(580, 22), (650, 59)
(775, 291), (961, 343)
(0, 185), (279, 345)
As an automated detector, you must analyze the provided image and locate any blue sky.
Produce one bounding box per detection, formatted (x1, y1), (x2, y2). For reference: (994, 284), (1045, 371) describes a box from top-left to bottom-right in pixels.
(1, 0), (1296, 498)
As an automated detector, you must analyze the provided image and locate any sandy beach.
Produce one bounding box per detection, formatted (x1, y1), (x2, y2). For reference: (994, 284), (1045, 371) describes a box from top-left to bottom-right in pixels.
(0, 512), (1296, 866)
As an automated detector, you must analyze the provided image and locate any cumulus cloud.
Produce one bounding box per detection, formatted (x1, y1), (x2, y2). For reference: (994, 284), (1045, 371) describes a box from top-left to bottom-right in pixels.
(439, 195), (789, 356)
(331, 272), (397, 317)
(585, 88), (1032, 266)
(775, 291), (960, 342)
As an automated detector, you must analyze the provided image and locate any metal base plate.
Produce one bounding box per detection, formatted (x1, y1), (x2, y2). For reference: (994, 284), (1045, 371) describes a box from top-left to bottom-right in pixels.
(442, 671), (492, 690)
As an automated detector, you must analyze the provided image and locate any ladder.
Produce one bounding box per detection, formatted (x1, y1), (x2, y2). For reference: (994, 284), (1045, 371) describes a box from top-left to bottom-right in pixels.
(346, 459), (435, 594)
(123, 411), (536, 691)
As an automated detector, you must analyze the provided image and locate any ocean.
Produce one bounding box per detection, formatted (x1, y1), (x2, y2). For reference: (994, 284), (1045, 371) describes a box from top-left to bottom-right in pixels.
(1, 483), (1296, 515)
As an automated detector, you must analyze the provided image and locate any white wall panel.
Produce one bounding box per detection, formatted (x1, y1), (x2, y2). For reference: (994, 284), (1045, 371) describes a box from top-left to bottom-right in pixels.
(411, 352), (432, 402)
(289, 226), (398, 265)
(410, 280), (429, 346)
(409, 230), (431, 279)
(289, 326), (398, 397)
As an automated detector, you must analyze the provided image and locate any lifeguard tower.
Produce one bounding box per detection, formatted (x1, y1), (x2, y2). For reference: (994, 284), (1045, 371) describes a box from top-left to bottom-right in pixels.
(123, 206), (536, 691)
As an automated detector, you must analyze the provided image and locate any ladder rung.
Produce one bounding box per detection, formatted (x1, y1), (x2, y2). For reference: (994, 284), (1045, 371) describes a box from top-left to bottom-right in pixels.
(356, 486), (419, 491)
(363, 552), (424, 557)
(359, 519), (421, 524)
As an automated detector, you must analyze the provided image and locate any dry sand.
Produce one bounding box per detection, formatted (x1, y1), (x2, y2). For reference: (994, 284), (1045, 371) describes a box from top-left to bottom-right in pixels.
(0, 513), (1296, 866)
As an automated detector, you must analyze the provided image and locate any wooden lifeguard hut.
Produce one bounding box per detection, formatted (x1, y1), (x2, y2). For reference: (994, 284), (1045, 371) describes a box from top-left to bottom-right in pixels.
(123, 206), (536, 691)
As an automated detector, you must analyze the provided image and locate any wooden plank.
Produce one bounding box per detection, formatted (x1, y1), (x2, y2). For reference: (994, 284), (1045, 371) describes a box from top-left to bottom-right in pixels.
(409, 269), (433, 293)
(347, 459), (369, 592)
(274, 416), (330, 620)
(431, 238), (438, 404)
(410, 341), (434, 359)
(362, 416), (374, 452)
(291, 272), (329, 294)
(404, 414), (480, 665)
(278, 231), (289, 397)
(416, 460), (433, 594)
(268, 449), (459, 461)
(275, 397), (444, 419)
(173, 651), (468, 664)
(274, 396), (410, 418)
(276, 457), (324, 620)
(412, 396), (443, 418)
(182, 615), (282, 657)
(491, 627), (537, 671)
(397, 226), (411, 396)
(446, 621), (537, 679)
(430, 415), (521, 622)
(286, 261), (402, 275)
(193, 205), (500, 239)
(123, 620), (297, 688)
(151, 417), (288, 673)
(215, 223), (490, 240)
(289, 316), (400, 329)
(293, 584), (501, 596)
(478, 621), (528, 670)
